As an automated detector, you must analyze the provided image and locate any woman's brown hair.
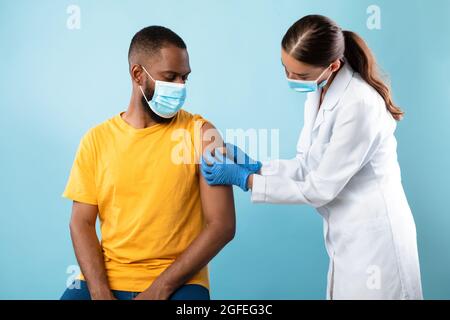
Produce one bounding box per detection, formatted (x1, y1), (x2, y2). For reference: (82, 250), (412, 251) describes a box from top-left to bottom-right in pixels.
(281, 15), (404, 121)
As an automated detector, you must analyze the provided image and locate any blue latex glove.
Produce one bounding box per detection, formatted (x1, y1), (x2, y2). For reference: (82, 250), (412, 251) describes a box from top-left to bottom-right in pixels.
(201, 148), (252, 191)
(225, 143), (262, 174)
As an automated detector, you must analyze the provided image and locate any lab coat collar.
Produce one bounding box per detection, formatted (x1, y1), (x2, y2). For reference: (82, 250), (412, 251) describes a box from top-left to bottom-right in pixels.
(309, 62), (354, 132)
(320, 61), (354, 111)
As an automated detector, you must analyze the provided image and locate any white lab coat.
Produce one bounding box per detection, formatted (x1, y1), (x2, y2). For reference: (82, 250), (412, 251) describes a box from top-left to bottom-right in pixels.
(251, 62), (423, 300)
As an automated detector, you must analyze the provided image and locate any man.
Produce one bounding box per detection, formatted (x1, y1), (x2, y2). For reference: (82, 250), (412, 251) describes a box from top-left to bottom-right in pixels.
(60, 26), (235, 300)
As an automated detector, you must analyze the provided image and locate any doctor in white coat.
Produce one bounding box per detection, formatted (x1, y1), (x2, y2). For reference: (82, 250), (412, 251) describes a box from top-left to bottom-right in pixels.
(201, 15), (423, 300)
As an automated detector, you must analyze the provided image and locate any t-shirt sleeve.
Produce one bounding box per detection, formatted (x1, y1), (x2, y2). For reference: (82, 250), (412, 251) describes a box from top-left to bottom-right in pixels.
(189, 114), (211, 165)
(62, 130), (97, 205)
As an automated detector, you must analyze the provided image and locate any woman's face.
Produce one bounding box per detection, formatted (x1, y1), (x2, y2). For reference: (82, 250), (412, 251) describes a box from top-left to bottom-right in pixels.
(281, 48), (338, 82)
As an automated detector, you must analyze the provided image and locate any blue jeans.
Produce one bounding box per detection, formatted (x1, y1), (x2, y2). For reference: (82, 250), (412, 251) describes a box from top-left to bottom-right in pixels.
(60, 280), (210, 300)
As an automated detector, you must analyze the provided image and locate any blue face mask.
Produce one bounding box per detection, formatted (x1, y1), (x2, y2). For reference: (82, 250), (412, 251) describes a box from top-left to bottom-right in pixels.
(287, 65), (332, 93)
(139, 65), (187, 118)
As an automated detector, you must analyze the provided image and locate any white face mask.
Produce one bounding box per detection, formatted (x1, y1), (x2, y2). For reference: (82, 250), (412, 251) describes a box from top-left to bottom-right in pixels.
(287, 65), (332, 93)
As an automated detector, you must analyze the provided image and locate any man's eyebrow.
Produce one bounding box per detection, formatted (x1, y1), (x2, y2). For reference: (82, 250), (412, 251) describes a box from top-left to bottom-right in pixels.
(161, 70), (191, 76)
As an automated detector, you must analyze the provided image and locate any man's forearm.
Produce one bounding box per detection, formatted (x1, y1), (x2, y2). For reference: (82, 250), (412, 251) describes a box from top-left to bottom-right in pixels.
(151, 223), (234, 295)
(70, 222), (113, 299)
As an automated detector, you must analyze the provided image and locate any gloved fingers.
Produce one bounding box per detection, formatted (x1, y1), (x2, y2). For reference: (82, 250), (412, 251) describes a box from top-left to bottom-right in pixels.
(211, 147), (228, 163)
(200, 160), (214, 174)
(224, 142), (237, 162)
(203, 148), (222, 165)
(227, 142), (245, 164)
(235, 149), (247, 165)
(225, 143), (255, 165)
(202, 149), (217, 166)
(199, 161), (211, 175)
(201, 167), (213, 180)
(203, 147), (228, 166)
(200, 167), (217, 184)
(218, 146), (227, 157)
(253, 160), (263, 171)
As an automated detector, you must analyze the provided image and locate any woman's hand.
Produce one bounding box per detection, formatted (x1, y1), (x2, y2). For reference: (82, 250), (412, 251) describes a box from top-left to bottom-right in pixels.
(224, 143), (262, 174)
(201, 148), (252, 191)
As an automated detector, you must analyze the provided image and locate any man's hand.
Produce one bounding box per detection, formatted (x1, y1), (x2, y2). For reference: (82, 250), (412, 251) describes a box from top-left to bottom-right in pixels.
(133, 278), (172, 300)
(91, 290), (117, 300)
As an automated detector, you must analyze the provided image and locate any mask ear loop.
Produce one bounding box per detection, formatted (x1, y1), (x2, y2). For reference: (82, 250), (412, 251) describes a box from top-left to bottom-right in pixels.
(139, 85), (150, 103)
(139, 65), (155, 102)
(317, 65), (334, 88)
(141, 65), (156, 82)
(316, 64), (333, 81)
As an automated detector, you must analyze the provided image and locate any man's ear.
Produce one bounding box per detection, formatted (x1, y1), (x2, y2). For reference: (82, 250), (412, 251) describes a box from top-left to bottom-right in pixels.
(130, 64), (144, 86)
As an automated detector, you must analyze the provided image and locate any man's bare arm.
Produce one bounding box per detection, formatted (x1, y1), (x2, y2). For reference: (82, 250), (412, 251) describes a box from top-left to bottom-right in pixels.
(135, 122), (236, 300)
(69, 201), (115, 300)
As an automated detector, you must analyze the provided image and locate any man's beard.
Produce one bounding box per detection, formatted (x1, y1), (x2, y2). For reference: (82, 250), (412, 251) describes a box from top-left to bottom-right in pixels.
(141, 86), (173, 124)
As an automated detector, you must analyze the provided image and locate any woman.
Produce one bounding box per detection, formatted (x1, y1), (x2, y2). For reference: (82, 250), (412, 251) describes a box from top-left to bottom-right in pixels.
(201, 15), (422, 299)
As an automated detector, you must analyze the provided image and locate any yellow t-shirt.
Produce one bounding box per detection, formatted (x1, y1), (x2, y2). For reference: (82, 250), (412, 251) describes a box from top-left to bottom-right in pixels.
(62, 109), (210, 292)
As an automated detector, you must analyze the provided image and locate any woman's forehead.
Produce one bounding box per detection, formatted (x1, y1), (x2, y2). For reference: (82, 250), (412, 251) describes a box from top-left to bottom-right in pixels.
(281, 49), (321, 75)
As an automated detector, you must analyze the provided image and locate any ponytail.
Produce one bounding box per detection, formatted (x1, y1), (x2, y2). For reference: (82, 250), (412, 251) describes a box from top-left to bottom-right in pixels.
(343, 30), (404, 121)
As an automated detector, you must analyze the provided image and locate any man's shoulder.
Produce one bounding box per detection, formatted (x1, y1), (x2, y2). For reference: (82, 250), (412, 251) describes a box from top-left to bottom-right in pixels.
(176, 109), (209, 129)
(82, 113), (119, 142)
(177, 109), (204, 122)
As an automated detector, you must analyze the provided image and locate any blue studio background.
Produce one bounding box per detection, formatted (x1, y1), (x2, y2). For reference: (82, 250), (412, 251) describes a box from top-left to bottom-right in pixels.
(0, 0), (449, 299)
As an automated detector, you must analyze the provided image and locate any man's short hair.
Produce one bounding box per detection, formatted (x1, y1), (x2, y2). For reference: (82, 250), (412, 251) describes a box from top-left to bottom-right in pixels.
(128, 26), (187, 64)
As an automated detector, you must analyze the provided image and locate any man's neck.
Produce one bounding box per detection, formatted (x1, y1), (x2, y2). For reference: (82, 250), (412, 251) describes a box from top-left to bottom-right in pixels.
(122, 92), (158, 129)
